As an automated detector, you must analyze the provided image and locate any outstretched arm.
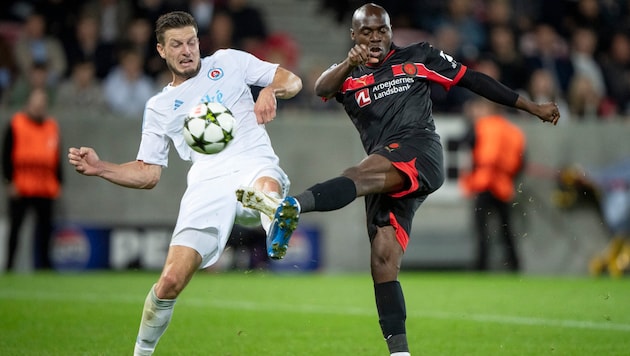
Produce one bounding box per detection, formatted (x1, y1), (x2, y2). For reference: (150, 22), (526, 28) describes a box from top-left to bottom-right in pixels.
(458, 69), (560, 125)
(68, 147), (161, 189)
(254, 66), (303, 124)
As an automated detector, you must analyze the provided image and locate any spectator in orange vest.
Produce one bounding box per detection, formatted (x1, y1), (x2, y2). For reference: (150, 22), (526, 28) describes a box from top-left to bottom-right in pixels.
(2, 88), (63, 271)
(458, 97), (526, 272)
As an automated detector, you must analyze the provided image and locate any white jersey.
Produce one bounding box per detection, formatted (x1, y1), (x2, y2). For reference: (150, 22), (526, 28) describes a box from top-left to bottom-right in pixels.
(137, 49), (280, 175)
(134, 49), (289, 268)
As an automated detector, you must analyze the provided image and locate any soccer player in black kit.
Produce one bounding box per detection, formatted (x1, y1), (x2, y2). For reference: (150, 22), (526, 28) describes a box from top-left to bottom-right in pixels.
(237, 3), (560, 355)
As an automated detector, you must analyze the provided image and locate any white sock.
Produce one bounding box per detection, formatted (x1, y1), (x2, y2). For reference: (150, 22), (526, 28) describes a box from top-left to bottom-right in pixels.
(134, 285), (176, 355)
(261, 191), (282, 234)
(390, 352), (411, 356)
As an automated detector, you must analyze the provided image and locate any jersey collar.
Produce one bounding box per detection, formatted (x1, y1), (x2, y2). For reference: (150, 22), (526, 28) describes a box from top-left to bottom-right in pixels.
(366, 46), (396, 68)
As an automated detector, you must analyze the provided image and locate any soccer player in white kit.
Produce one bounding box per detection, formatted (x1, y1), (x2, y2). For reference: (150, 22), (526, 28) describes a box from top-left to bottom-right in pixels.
(67, 11), (302, 355)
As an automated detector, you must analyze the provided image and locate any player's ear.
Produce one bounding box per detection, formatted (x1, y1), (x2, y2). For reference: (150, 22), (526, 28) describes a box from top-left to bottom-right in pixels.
(156, 43), (166, 59)
(350, 28), (355, 41)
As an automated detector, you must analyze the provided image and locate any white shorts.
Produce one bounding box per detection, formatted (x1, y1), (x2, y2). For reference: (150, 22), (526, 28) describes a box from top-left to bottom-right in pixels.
(170, 161), (289, 268)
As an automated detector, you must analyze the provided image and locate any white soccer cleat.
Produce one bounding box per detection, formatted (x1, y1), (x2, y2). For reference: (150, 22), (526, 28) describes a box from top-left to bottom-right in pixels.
(236, 186), (281, 219)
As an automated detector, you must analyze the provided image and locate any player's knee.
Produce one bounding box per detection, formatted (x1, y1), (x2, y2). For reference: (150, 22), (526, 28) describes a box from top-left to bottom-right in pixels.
(370, 252), (400, 271)
(155, 273), (185, 299)
(370, 230), (403, 274)
(253, 176), (281, 194)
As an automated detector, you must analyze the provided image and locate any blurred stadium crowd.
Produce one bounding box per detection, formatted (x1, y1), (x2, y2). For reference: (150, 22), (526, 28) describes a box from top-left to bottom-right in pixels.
(2, 0), (630, 121)
(0, 0), (301, 117)
(320, 0), (630, 122)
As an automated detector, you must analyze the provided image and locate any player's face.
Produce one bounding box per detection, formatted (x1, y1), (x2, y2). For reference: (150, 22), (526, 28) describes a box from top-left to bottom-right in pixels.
(157, 26), (201, 85)
(351, 11), (392, 62)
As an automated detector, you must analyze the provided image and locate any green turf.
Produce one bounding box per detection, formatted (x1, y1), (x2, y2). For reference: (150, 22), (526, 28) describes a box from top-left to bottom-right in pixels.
(0, 271), (628, 355)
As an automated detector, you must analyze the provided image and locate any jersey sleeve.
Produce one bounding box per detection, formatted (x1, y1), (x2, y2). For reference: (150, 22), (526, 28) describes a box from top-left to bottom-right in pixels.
(416, 42), (467, 91)
(136, 105), (171, 167)
(224, 49), (279, 87)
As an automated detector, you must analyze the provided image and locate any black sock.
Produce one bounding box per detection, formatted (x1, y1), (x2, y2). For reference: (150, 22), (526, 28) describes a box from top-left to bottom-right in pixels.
(294, 176), (356, 213)
(375, 281), (408, 353)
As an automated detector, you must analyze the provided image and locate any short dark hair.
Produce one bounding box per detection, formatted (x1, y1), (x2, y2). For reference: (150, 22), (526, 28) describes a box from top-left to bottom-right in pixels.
(155, 11), (198, 45)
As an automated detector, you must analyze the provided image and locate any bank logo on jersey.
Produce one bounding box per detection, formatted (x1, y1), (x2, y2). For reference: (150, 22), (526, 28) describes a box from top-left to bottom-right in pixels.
(355, 88), (371, 107)
(372, 77), (413, 101)
(208, 67), (224, 80)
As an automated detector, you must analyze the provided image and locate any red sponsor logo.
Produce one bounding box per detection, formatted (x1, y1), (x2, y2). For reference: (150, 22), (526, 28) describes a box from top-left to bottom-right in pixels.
(355, 88), (371, 107)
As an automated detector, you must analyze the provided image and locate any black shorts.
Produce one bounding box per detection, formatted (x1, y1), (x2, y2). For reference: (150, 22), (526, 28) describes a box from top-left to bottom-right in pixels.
(365, 133), (444, 250)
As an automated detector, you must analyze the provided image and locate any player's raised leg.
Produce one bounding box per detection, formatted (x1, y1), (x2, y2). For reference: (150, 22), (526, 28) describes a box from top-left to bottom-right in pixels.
(236, 187), (301, 259)
(236, 187), (281, 218)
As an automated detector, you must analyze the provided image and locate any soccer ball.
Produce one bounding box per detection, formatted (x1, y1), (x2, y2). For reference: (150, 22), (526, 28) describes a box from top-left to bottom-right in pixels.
(183, 102), (235, 154)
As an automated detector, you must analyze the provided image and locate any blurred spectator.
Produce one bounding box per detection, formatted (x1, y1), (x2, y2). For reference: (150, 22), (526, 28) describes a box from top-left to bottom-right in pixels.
(390, 11), (432, 47)
(102, 48), (155, 118)
(406, 0), (444, 30)
(566, 26), (612, 121)
(1, 1), (35, 22)
(63, 14), (117, 80)
(2, 88), (63, 271)
(535, 0), (570, 36)
(251, 33), (300, 72)
(521, 23), (575, 96)
(432, 23), (462, 60)
(566, 74), (603, 121)
(0, 35), (18, 106)
(226, 0), (268, 52)
(13, 11), (67, 86)
(458, 97), (526, 272)
(32, 0), (81, 47)
(200, 10), (233, 54)
(7, 62), (56, 108)
(429, 23), (474, 113)
(569, 27), (606, 98)
(486, 25), (529, 92)
(599, 31), (630, 117)
(134, 0), (177, 26)
(187, 0), (216, 37)
(122, 16), (165, 79)
(81, 0), (133, 45)
(56, 60), (107, 110)
(524, 68), (570, 124)
(432, 0), (486, 63)
(564, 0), (615, 51)
(481, 0), (514, 30)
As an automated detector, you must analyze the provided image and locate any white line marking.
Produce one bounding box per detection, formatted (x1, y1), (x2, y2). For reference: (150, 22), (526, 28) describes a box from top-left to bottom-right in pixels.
(1, 290), (629, 332)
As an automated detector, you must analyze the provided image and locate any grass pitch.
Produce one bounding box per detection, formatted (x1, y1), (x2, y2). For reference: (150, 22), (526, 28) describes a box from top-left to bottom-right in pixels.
(0, 271), (629, 355)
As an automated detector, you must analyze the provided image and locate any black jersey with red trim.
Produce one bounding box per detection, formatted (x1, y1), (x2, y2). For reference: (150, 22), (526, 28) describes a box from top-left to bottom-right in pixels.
(333, 43), (468, 154)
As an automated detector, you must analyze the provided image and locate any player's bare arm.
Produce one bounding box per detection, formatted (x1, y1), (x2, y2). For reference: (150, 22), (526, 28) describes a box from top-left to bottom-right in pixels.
(515, 97), (560, 125)
(68, 147), (162, 189)
(314, 44), (378, 99)
(254, 67), (302, 124)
